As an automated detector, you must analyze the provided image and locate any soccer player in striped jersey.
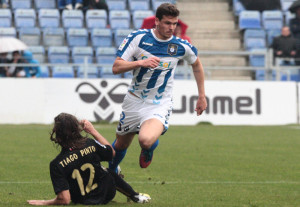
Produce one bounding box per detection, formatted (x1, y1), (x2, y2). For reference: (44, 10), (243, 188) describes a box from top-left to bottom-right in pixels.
(109, 3), (207, 172)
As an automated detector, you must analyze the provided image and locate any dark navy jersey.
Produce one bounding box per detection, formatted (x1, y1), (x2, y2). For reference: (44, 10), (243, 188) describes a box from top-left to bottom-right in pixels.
(49, 138), (114, 205)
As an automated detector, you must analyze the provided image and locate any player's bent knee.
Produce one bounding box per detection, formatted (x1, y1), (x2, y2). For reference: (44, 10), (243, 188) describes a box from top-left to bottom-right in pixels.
(139, 138), (155, 149)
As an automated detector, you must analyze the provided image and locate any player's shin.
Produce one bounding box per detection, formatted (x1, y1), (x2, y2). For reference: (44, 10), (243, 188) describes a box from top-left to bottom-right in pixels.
(149, 139), (159, 151)
(107, 169), (151, 203)
(107, 168), (137, 197)
(139, 139), (159, 168)
(108, 139), (127, 173)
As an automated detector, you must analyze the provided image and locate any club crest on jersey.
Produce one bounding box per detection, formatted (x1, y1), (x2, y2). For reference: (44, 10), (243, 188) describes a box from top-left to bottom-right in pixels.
(167, 44), (178, 56)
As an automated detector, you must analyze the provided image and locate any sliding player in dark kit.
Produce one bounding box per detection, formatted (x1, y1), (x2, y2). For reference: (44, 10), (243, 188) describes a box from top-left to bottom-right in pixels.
(27, 113), (150, 205)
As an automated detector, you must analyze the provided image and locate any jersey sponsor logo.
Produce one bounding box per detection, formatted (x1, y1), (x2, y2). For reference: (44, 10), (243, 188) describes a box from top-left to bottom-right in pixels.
(141, 54), (171, 69)
(119, 38), (129, 51)
(167, 44), (178, 56)
(142, 42), (153, 46)
(76, 81), (129, 122)
(159, 61), (171, 69)
(141, 54), (148, 59)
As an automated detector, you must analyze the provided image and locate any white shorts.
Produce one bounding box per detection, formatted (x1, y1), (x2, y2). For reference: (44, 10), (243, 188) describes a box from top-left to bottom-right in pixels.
(116, 92), (173, 135)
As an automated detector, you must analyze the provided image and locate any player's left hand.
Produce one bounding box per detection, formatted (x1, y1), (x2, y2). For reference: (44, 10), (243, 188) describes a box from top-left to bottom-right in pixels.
(195, 96), (207, 116)
(27, 200), (46, 205)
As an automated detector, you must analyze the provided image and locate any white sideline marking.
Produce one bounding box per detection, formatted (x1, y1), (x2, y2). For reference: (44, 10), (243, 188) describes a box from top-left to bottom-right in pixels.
(129, 181), (300, 184)
(287, 126), (300, 130)
(0, 181), (50, 184)
(0, 181), (300, 184)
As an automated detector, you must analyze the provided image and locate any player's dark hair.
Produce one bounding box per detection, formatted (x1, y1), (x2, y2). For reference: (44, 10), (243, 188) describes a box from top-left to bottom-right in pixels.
(156, 3), (179, 20)
(50, 113), (87, 150)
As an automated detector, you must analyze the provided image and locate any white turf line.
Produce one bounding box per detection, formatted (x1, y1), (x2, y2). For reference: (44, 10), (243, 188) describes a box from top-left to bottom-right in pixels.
(0, 181), (300, 184)
(287, 126), (300, 130)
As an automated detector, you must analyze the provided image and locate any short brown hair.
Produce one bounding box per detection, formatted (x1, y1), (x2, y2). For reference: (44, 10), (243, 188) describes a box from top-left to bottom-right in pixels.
(50, 113), (87, 149)
(155, 3), (180, 20)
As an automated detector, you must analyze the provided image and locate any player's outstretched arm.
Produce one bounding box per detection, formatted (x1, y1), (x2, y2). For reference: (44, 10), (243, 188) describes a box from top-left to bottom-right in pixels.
(112, 56), (160, 74)
(191, 57), (207, 116)
(81, 120), (115, 156)
(27, 190), (71, 205)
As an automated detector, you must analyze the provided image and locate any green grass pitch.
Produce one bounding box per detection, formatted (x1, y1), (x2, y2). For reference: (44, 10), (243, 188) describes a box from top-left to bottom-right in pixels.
(0, 124), (300, 207)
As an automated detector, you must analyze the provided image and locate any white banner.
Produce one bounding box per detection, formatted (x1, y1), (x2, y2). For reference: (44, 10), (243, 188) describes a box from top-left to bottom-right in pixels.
(0, 79), (130, 124)
(172, 80), (298, 125)
(0, 79), (298, 125)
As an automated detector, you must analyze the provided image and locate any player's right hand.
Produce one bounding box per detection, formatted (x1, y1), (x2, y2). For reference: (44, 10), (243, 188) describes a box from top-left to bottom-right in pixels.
(141, 56), (160, 68)
(80, 119), (95, 134)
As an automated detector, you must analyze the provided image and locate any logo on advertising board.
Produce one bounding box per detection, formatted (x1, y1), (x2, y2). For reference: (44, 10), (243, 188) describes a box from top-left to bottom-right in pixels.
(75, 80), (129, 122)
(173, 89), (261, 115)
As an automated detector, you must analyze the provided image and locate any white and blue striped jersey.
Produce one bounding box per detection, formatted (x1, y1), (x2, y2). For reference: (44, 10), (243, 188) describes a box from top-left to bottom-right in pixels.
(117, 29), (198, 105)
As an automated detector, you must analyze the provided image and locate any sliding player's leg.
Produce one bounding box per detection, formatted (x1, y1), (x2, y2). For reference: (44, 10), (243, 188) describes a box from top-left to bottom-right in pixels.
(107, 168), (151, 203)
